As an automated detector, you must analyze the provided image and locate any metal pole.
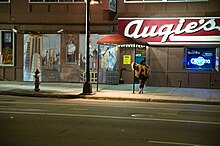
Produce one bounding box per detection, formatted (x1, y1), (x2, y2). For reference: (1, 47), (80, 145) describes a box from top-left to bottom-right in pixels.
(97, 44), (100, 91)
(133, 44), (136, 94)
(83, 0), (92, 94)
(86, 0), (90, 83)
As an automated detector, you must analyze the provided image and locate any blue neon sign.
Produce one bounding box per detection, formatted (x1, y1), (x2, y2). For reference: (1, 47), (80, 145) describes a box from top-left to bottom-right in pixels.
(190, 57), (211, 66)
(185, 48), (216, 70)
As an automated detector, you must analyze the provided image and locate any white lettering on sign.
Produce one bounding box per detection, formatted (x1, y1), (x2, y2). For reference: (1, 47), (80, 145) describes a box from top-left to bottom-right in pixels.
(190, 57), (211, 66)
(124, 18), (220, 43)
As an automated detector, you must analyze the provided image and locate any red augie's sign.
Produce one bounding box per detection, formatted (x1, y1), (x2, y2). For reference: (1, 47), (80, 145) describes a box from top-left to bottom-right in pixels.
(118, 18), (220, 45)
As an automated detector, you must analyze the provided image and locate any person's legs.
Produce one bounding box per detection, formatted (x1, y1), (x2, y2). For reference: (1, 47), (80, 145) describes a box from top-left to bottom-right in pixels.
(139, 79), (145, 94)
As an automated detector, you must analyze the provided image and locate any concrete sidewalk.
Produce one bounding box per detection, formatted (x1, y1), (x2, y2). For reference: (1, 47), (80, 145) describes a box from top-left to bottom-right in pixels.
(0, 81), (220, 105)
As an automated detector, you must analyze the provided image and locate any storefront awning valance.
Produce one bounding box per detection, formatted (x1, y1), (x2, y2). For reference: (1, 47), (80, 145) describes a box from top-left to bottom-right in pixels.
(97, 34), (147, 45)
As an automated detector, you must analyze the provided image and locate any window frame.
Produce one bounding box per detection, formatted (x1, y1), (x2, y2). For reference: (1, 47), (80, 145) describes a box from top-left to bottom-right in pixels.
(29, 0), (85, 3)
(0, 0), (10, 3)
(184, 47), (219, 71)
(124, 0), (208, 3)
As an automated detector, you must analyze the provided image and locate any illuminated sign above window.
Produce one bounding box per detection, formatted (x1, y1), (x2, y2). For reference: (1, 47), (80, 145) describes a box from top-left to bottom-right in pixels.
(118, 17), (220, 45)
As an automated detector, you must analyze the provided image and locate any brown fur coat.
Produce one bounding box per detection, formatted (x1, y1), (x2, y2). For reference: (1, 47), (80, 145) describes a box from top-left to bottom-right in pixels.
(131, 62), (150, 78)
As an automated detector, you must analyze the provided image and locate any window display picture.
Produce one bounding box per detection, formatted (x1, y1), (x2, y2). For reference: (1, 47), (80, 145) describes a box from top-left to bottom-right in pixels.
(100, 45), (117, 71)
(79, 34), (104, 83)
(66, 34), (77, 63)
(23, 34), (61, 81)
(0, 31), (14, 66)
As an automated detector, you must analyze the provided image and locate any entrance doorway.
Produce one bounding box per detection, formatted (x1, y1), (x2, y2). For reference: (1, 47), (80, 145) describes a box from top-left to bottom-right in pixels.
(119, 46), (146, 84)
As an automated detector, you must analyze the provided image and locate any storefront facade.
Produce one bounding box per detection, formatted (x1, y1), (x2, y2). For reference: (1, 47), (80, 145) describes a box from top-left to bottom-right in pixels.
(118, 17), (220, 88)
(0, 0), (117, 83)
(0, 0), (220, 88)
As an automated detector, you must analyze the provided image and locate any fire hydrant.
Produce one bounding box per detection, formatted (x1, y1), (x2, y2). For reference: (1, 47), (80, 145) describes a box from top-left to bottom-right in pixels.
(33, 69), (40, 92)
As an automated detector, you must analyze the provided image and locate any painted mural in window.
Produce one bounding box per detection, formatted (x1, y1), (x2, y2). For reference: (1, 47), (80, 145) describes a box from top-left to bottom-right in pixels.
(79, 34), (114, 83)
(23, 33), (119, 83)
(0, 31), (13, 66)
(23, 34), (61, 81)
(98, 44), (118, 84)
(66, 34), (77, 63)
(100, 45), (117, 71)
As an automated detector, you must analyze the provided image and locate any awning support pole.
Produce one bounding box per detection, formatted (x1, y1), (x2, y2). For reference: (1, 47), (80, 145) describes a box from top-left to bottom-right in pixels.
(97, 44), (100, 91)
(133, 44), (137, 94)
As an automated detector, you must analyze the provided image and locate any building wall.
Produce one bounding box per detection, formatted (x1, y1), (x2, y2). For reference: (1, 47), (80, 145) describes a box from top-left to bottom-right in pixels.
(0, 0), (117, 81)
(1, 0), (220, 88)
(60, 33), (80, 82)
(118, 0), (220, 88)
(146, 46), (220, 88)
(0, 0), (116, 26)
(117, 0), (220, 18)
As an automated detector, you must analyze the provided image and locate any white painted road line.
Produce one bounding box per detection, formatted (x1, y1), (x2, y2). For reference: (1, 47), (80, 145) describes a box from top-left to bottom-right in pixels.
(1, 101), (220, 113)
(148, 140), (212, 146)
(1, 111), (220, 125)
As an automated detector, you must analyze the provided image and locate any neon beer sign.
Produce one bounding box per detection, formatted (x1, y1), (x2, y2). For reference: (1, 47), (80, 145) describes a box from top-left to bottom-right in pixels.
(118, 17), (220, 45)
(190, 57), (211, 66)
(185, 48), (216, 70)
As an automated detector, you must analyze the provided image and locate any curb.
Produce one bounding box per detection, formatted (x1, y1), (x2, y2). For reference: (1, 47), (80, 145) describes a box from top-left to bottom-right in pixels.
(84, 96), (220, 105)
(0, 91), (80, 99)
(1, 91), (220, 105)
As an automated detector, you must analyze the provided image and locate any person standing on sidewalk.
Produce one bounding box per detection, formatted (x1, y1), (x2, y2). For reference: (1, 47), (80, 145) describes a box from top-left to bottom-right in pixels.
(132, 59), (150, 94)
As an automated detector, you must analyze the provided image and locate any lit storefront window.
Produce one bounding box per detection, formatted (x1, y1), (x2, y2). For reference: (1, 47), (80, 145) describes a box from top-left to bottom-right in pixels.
(184, 47), (219, 71)
(0, 0), (10, 3)
(0, 31), (14, 66)
(23, 34), (61, 81)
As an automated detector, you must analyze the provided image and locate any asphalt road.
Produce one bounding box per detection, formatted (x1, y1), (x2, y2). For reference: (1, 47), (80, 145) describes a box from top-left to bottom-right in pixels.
(0, 95), (220, 146)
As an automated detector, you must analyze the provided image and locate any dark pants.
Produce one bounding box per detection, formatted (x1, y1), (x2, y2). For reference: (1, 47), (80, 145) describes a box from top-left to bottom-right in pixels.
(139, 75), (148, 89)
(139, 79), (145, 89)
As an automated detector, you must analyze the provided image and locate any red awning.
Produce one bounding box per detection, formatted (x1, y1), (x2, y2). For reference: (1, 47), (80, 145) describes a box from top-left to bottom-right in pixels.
(97, 34), (147, 45)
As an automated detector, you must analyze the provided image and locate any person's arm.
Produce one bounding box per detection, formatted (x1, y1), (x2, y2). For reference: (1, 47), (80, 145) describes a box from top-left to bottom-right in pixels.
(131, 62), (137, 70)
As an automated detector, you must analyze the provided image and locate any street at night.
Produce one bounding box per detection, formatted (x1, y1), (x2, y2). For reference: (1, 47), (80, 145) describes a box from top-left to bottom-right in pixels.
(0, 95), (220, 146)
(1, 0), (220, 145)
